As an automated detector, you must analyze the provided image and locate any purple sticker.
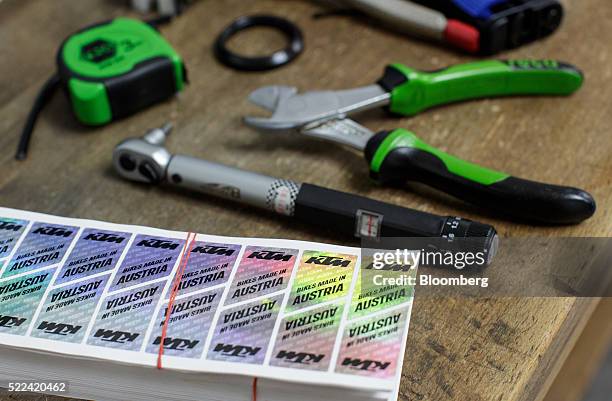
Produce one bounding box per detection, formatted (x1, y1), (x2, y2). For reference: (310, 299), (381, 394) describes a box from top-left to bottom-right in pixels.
(87, 281), (164, 351)
(225, 246), (298, 305)
(146, 287), (223, 358)
(270, 302), (344, 371)
(0, 218), (28, 259)
(55, 229), (131, 285)
(207, 294), (283, 364)
(32, 274), (111, 343)
(3, 223), (78, 278)
(172, 242), (241, 297)
(109, 235), (185, 292)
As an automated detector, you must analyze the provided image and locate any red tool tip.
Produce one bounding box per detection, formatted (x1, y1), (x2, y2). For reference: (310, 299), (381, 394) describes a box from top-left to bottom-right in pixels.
(444, 19), (480, 53)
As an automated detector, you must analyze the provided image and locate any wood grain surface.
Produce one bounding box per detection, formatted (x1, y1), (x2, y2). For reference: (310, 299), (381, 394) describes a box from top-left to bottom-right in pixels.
(0, 0), (610, 400)
(543, 298), (612, 401)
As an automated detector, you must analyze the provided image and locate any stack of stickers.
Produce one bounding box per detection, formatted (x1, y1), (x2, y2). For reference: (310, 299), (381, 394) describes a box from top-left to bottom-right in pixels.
(0, 207), (414, 401)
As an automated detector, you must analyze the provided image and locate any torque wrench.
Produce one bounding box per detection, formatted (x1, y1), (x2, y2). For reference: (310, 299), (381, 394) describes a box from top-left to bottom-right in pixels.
(112, 124), (499, 264)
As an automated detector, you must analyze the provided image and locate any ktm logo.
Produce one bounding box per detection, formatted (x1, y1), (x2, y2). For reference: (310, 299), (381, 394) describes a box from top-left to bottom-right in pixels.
(33, 226), (73, 237)
(0, 222), (22, 231)
(247, 251), (292, 262)
(306, 256), (350, 267)
(341, 357), (390, 371)
(0, 315), (26, 328)
(275, 350), (325, 364)
(37, 321), (81, 336)
(364, 262), (411, 271)
(136, 239), (179, 250)
(93, 328), (139, 344)
(213, 343), (261, 357)
(84, 233), (125, 244)
(152, 336), (199, 351)
(191, 245), (235, 256)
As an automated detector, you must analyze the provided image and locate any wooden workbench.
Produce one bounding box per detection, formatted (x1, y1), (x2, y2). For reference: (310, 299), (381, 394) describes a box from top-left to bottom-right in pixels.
(0, 0), (610, 400)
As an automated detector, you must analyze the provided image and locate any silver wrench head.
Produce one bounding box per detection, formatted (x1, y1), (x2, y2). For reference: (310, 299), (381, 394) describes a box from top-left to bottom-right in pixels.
(112, 125), (173, 184)
(248, 85), (297, 112)
(244, 84), (391, 133)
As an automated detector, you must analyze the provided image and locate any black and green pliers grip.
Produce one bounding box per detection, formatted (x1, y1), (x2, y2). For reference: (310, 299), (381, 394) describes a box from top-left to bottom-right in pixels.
(364, 129), (596, 224)
(377, 60), (584, 116)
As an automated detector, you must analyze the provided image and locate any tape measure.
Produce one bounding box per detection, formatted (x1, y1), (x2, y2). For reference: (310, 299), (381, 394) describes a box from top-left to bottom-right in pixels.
(16, 17), (187, 160)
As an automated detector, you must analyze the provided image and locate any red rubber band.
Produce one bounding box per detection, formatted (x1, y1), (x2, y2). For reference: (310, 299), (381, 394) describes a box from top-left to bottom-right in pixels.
(157, 232), (196, 369)
(156, 235), (259, 401)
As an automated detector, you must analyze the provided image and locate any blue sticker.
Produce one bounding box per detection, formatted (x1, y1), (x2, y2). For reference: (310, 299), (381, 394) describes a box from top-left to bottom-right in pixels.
(207, 294), (283, 365)
(32, 274), (111, 343)
(3, 223), (78, 278)
(146, 287), (223, 358)
(109, 235), (184, 292)
(56, 229), (131, 285)
(172, 242), (240, 297)
(0, 218), (28, 259)
(87, 281), (164, 351)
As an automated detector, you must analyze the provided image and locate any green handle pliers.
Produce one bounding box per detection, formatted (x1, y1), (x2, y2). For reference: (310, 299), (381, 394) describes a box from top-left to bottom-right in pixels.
(245, 59), (595, 224)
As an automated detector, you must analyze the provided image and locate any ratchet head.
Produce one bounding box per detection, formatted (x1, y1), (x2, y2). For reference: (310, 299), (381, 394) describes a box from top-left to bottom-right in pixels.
(112, 123), (173, 184)
(244, 84), (391, 133)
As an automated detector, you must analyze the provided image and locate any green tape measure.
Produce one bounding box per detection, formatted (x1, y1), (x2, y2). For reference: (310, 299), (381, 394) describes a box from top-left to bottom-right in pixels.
(17, 17), (187, 160)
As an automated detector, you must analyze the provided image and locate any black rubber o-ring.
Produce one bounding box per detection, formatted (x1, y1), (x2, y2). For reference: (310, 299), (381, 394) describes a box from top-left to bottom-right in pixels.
(214, 15), (304, 71)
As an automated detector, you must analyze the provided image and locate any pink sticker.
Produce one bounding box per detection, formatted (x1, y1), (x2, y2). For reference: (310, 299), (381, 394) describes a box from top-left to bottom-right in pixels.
(270, 301), (344, 370)
(207, 294), (283, 365)
(225, 246), (297, 305)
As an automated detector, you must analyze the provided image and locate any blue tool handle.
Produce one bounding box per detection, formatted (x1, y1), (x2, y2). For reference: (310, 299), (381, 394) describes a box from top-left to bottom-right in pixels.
(451, 0), (508, 19)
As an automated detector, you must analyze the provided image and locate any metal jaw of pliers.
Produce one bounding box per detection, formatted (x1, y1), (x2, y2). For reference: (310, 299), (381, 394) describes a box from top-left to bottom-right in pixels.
(244, 61), (596, 225)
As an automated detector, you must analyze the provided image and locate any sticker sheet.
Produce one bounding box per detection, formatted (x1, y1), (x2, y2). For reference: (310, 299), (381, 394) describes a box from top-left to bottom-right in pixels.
(0, 207), (415, 394)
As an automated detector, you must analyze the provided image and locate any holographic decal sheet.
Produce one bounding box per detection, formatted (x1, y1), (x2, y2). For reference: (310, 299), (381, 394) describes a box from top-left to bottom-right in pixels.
(0, 207), (415, 394)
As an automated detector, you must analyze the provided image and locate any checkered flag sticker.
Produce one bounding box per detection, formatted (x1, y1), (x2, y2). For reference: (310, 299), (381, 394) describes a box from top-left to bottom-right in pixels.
(266, 180), (301, 216)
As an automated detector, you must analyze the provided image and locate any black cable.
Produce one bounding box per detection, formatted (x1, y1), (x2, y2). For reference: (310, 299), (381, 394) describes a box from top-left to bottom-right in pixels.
(15, 73), (61, 161)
